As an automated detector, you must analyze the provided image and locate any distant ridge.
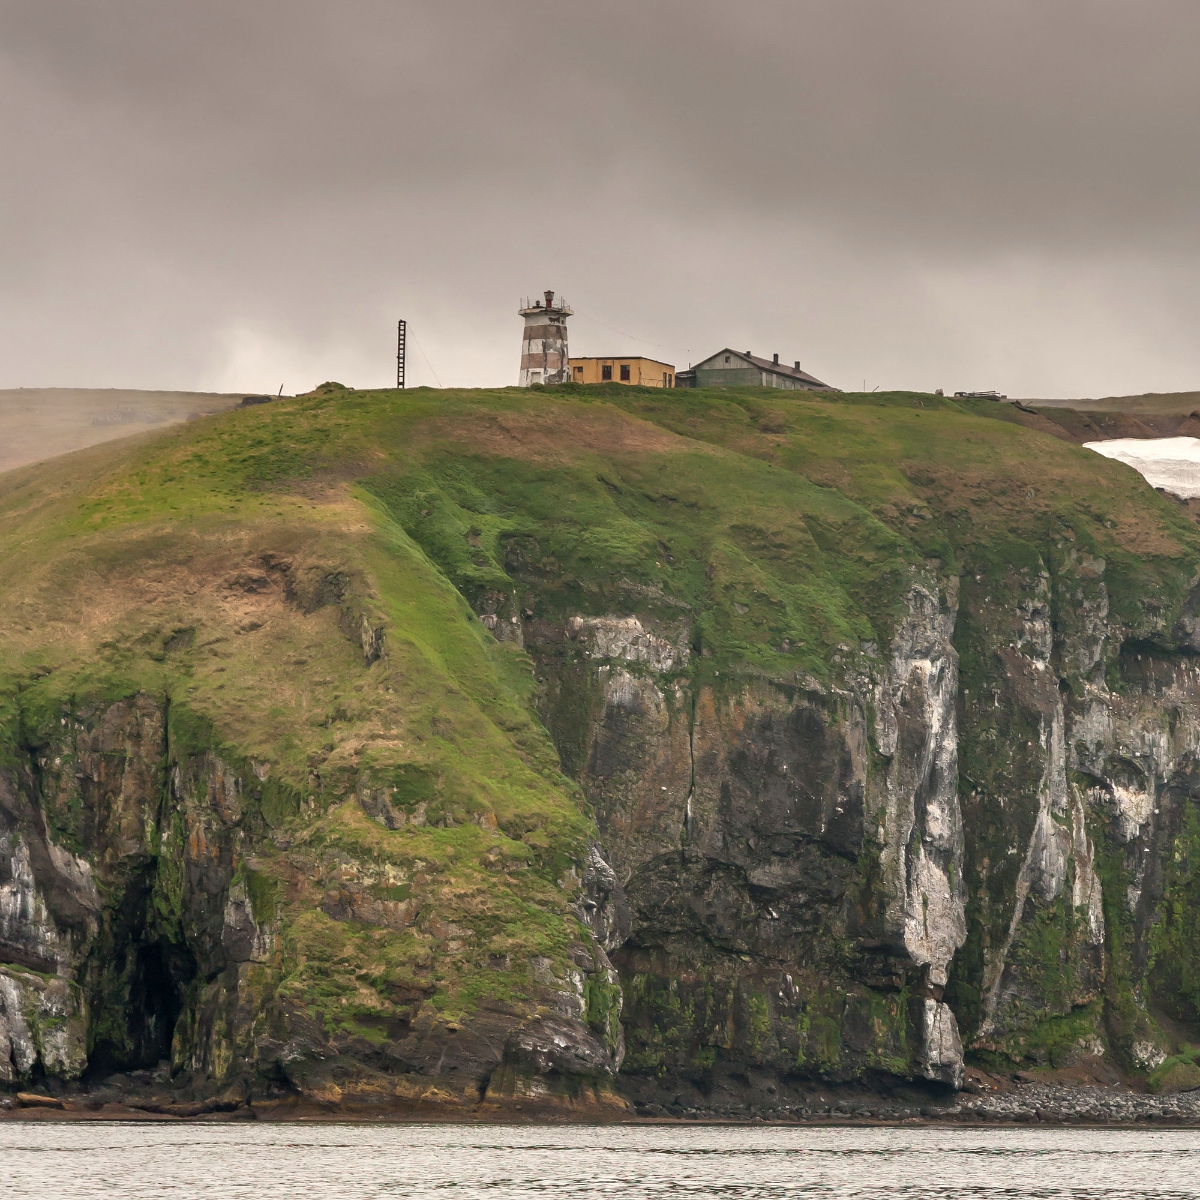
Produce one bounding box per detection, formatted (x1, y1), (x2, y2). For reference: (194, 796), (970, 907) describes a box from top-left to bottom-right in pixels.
(0, 387), (245, 474)
(992, 390), (1200, 447)
(1019, 390), (1200, 415)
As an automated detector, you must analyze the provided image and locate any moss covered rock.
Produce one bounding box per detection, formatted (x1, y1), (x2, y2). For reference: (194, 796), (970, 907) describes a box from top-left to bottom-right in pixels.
(5, 384), (1200, 1108)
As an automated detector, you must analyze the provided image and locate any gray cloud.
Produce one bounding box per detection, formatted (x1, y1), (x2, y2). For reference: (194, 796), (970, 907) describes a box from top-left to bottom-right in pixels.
(3, 0), (1200, 398)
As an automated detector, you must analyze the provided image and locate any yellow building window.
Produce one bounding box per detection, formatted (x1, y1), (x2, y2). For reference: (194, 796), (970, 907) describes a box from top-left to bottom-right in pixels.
(601, 364), (612, 381)
(620, 364), (631, 381)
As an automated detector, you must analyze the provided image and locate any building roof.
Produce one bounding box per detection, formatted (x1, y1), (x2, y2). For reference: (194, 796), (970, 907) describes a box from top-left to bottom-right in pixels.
(569, 355), (675, 370)
(695, 348), (832, 389)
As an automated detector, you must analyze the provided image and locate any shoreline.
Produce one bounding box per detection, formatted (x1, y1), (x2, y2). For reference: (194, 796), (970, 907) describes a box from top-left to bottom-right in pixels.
(4, 1079), (1200, 1127)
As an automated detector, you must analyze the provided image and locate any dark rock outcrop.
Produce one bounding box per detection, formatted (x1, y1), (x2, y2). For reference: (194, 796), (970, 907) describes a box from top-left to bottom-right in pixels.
(521, 579), (969, 1096)
(0, 693), (623, 1113)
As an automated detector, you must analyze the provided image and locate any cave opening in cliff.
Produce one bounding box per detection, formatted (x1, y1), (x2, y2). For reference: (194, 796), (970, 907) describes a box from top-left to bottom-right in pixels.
(85, 939), (197, 1078)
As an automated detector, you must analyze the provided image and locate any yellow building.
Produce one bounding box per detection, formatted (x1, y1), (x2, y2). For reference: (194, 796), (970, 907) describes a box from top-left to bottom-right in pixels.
(569, 356), (675, 388)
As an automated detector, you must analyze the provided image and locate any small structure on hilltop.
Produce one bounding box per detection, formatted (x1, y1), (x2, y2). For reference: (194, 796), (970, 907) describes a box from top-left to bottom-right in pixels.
(518, 291), (572, 386)
(675, 348), (834, 390)
(569, 355), (675, 388)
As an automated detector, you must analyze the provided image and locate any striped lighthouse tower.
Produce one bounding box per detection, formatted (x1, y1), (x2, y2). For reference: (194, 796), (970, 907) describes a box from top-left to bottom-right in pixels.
(518, 290), (572, 386)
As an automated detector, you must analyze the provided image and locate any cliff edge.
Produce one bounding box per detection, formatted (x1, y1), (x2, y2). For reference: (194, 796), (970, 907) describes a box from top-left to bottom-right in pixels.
(2, 385), (1200, 1118)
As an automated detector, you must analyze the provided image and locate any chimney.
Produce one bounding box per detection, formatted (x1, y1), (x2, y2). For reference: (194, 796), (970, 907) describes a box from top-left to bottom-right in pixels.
(794, 361), (801, 370)
(544, 290), (555, 308)
(773, 353), (779, 365)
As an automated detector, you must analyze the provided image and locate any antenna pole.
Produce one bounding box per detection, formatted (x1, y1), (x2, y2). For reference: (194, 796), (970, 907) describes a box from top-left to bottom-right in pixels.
(397, 319), (407, 389)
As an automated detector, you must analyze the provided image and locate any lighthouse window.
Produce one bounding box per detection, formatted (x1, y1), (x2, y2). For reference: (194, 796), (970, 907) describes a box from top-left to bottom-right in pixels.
(601, 364), (612, 381)
(620, 364), (631, 381)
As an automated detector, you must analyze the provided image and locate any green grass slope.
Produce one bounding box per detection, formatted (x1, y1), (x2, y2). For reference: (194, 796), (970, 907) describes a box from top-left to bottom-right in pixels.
(3, 381), (1199, 1073)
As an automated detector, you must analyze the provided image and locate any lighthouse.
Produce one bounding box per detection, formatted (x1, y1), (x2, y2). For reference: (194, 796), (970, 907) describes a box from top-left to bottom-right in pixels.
(518, 290), (572, 386)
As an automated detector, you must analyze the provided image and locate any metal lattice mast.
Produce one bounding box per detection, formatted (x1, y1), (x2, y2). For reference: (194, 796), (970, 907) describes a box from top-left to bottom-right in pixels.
(396, 319), (407, 389)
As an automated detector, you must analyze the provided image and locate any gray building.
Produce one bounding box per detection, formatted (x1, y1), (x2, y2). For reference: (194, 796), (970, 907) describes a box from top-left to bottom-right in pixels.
(676, 348), (833, 390)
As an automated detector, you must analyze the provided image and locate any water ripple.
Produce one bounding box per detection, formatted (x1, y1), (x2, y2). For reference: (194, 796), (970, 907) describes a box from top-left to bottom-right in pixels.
(2, 1123), (1199, 1200)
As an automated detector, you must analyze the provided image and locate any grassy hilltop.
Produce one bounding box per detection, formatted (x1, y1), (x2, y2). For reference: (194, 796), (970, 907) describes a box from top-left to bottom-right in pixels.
(3, 381), (1200, 1102)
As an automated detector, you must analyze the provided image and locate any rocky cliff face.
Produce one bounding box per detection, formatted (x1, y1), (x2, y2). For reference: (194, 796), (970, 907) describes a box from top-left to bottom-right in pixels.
(8, 555), (1199, 1109)
(6, 385), (1200, 1117)
(522, 576), (969, 1102)
(949, 550), (1200, 1081)
(0, 691), (625, 1113)
(0, 696), (285, 1090)
(521, 548), (1200, 1105)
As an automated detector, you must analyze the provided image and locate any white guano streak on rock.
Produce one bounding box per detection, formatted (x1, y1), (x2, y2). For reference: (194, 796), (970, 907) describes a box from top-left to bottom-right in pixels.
(0, 836), (75, 974)
(599, 666), (661, 712)
(0, 970), (36, 1078)
(221, 880), (278, 963)
(1110, 781), (1156, 844)
(979, 692), (1105, 1035)
(978, 567), (1108, 1036)
(1070, 800), (1106, 945)
(1065, 566), (1108, 676)
(979, 701), (1063, 1036)
(1072, 662), (1200, 920)
(875, 582), (966, 989)
(570, 615), (686, 673)
(0, 966), (87, 1081)
(921, 997), (965, 1088)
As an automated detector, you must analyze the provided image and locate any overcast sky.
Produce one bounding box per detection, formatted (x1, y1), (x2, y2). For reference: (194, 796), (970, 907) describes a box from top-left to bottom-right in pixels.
(4, 1), (1200, 398)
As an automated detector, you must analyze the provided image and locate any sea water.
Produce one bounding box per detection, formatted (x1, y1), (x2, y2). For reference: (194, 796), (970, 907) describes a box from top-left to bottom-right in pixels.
(2, 1122), (1199, 1199)
(1084, 436), (1200, 498)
